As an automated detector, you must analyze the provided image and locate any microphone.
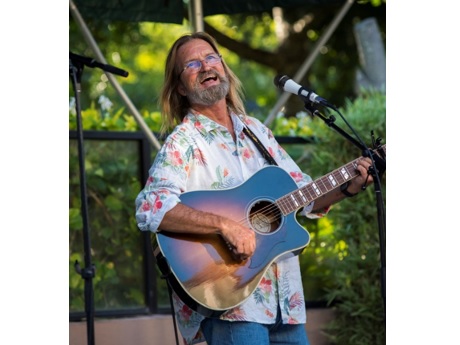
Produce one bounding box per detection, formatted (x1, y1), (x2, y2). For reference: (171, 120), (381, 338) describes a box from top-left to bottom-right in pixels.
(70, 52), (129, 78)
(274, 75), (333, 108)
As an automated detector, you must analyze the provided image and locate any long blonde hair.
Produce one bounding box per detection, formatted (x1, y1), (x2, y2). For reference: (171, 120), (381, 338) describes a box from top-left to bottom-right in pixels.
(159, 32), (246, 134)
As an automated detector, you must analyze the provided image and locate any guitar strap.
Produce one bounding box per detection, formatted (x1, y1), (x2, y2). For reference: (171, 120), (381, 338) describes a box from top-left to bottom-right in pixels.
(243, 126), (279, 166)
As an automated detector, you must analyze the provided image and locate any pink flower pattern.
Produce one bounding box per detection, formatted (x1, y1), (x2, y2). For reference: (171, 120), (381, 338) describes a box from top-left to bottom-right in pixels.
(290, 171), (304, 183)
(259, 277), (272, 294)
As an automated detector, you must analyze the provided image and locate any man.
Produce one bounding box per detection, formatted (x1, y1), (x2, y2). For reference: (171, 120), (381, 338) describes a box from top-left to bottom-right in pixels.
(135, 32), (373, 345)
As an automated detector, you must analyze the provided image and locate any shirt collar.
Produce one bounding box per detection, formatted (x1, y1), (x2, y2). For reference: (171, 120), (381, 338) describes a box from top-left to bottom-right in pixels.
(184, 110), (245, 136)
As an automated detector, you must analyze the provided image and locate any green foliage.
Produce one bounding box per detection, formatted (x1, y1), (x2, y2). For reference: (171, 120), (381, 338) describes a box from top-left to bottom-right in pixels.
(272, 111), (315, 137)
(207, 13), (279, 51)
(69, 97), (162, 132)
(296, 216), (343, 301)
(69, 138), (152, 311)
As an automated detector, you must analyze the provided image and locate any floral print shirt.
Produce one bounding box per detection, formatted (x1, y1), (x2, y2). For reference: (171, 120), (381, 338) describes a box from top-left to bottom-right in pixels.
(135, 111), (328, 344)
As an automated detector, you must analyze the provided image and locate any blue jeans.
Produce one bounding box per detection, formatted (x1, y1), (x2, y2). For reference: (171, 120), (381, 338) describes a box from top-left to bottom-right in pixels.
(201, 314), (310, 345)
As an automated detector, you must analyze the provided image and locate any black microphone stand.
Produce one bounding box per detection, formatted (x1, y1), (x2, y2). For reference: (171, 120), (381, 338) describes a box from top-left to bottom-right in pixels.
(69, 52), (128, 345)
(303, 101), (386, 314)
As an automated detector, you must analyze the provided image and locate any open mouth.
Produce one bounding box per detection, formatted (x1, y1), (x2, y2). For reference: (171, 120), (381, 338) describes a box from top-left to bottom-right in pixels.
(200, 75), (218, 84)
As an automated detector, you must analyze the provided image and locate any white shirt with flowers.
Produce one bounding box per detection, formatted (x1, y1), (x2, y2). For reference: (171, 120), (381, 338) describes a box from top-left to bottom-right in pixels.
(135, 110), (329, 344)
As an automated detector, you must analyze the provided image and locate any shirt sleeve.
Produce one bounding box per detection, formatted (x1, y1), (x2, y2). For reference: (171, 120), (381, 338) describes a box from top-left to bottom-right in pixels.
(135, 131), (189, 232)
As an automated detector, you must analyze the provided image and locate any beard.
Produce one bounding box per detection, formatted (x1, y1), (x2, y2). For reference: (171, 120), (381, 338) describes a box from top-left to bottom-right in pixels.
(186, 70), (230, 106)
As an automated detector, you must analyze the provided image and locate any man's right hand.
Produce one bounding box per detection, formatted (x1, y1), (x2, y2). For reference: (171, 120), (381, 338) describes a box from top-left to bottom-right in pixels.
(220, 219), (256, 260)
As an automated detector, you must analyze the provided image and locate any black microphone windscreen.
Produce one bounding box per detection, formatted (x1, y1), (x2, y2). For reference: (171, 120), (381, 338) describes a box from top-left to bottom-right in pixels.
(273, 75), (289, 89)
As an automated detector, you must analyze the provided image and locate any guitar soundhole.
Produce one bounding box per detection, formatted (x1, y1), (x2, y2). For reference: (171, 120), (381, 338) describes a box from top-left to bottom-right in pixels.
(249, 200), (281, 234)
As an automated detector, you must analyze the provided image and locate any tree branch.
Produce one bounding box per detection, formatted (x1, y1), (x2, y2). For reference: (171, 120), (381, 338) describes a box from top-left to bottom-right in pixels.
(204, 22), (281, 69)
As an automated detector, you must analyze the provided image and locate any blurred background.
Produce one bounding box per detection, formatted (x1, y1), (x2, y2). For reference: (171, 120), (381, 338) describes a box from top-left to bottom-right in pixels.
(69, 1), (386, 344)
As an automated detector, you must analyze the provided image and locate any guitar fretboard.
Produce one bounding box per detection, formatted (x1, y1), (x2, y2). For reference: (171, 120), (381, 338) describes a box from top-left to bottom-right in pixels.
(276, 145), (386, 215)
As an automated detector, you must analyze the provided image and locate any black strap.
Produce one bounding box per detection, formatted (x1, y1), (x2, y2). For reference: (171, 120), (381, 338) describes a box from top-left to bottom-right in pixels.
(340, 181), (358, 197)
(243, 126), (278, 166)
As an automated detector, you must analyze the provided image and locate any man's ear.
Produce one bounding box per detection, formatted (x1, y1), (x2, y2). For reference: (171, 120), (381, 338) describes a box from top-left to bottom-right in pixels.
(177, 82), (187, 96)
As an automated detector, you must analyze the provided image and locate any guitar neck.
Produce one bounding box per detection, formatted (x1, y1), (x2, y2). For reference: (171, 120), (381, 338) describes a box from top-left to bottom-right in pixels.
(276, 145), (386, 215)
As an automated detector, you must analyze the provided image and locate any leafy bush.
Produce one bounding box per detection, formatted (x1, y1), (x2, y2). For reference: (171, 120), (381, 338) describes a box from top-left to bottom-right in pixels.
(69, 97), (163, 133)
(69, 138), (148, 311)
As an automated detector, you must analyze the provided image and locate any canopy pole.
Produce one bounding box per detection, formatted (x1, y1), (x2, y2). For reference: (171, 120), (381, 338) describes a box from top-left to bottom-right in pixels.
(188, 0), (204, 32)
(264, 0), (355, 126)
(69, 0), (162, 150)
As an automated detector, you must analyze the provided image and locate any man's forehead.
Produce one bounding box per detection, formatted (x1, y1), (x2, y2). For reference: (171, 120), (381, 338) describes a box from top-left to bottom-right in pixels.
(178, 39), (214, 60)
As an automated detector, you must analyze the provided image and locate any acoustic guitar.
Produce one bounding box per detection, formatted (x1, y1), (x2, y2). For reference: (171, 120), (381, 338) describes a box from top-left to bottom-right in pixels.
(153, 145), (386, 317)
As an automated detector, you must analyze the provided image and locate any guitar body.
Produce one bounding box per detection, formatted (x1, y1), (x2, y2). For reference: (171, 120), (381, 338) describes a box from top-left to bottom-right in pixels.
(154, 166), (310, 316)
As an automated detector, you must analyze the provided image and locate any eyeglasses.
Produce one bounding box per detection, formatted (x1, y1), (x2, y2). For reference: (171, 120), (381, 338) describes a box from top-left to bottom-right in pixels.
(178, 53), (222, 78)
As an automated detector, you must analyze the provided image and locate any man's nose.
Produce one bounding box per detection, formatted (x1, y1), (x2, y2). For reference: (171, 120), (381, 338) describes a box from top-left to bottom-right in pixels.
(200, 59), (213, 71)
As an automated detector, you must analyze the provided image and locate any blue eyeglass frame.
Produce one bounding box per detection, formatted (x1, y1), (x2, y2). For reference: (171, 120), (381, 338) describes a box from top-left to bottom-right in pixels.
(177, 54), (222, 79)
